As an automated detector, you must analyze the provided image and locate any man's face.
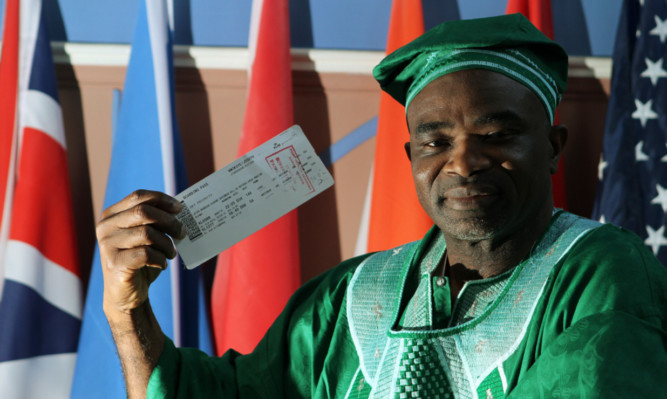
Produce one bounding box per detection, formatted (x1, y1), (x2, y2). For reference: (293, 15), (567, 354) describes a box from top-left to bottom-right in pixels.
(405, 69), (564, 243)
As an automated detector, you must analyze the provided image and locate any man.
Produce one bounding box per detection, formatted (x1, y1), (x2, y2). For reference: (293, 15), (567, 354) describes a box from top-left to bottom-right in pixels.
(98, 14), (667, 398)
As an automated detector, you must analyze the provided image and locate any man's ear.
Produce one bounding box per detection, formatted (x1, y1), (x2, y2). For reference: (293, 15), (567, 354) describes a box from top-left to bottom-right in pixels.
(548, 124), (568, 174)
(404, 142), (412, 161)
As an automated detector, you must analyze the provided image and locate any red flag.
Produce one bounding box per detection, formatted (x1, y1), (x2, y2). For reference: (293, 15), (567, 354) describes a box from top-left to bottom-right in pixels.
(506, 0), (567, 209)
(0, 0), (83, 396)
(211, 0), (298, 355)
(365, 0), (432, 253)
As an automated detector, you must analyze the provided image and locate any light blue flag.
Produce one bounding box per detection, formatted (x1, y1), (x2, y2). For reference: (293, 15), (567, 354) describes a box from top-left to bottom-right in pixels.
(71, 0), (213, 397)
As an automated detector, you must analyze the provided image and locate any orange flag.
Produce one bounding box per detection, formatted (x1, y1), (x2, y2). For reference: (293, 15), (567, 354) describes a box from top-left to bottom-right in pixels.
(365, 0), (432, 253)
(210, 0), (299, 355)
(506, 0), (568, 209)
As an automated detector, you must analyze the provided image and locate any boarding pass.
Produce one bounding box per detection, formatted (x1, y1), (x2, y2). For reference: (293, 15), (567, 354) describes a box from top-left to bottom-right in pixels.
(173, 125), (334, 269)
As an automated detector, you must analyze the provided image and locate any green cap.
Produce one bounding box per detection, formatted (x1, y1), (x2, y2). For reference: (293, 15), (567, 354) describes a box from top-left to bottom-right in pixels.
(373, 14), (568, 123)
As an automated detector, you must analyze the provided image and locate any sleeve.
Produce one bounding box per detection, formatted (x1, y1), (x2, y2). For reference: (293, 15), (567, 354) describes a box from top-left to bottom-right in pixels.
(547, 224), (667, 331)
(508, 224), (667, 397)
(146, 254), (370, 399)
(507, 311), (667, 398)
(147, 338), (250, 399)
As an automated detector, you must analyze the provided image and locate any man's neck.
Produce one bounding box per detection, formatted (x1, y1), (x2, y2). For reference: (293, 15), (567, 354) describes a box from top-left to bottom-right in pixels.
(441, 210), (554, 299)
(446, 236), (532, 278)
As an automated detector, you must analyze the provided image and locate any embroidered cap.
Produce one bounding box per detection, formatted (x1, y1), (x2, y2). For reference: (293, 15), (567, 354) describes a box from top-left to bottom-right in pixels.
(373, 13), (568, 123)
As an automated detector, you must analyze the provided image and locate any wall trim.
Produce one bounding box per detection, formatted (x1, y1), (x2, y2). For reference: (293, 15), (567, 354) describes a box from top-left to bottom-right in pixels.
(47, 42), (611, 79)
(568, 56), (612, 79)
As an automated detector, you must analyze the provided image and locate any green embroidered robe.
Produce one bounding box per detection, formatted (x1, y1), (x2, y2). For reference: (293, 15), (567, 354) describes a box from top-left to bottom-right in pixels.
(148, 211), (667, 398)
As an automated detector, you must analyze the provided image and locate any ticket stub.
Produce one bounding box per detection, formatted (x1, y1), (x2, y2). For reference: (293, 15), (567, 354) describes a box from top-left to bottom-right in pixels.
(173, 125), (334, 269)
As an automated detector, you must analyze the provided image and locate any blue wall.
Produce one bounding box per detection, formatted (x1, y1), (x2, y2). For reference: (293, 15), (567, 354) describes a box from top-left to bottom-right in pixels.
(1, 0), (623, 56)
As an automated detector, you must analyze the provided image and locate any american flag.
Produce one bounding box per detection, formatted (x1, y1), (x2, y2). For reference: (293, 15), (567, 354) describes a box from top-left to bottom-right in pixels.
(592, 0), (667, 266)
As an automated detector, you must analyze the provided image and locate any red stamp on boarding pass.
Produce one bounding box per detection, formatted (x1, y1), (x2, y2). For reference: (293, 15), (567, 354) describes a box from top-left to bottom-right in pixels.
(265, 145), (315, 194)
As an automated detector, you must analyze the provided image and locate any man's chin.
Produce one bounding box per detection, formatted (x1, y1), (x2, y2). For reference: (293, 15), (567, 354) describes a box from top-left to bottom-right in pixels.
(438, 215), (504, 242)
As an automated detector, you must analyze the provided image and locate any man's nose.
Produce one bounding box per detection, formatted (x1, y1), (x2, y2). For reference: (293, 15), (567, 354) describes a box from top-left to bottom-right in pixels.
(443, 138), (492, 178)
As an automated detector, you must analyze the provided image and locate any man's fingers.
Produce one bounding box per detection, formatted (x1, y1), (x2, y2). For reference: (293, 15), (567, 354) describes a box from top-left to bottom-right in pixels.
(98, 200), (185, 241)
(101, 190), (182, 221)
(109, 245), (170, 273)
(103, 224), (178, 260)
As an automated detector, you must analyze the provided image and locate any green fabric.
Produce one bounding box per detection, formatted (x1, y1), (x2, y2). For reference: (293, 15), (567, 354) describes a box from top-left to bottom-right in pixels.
(478, 368), (505, 399)
(148, 213), (667, 398)
(431, 276), (452, 329)
(372, 13), (568, 123)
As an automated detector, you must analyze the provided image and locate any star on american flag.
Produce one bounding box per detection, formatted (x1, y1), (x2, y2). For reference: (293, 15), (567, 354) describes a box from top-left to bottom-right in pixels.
(645, 225), (667, 255)
(649, 14), (667, 42)
(651, 184), (667, 212)
(640, 57), (667, 85)
(632, 98), (659, 127)
(636, 141), (650, 162)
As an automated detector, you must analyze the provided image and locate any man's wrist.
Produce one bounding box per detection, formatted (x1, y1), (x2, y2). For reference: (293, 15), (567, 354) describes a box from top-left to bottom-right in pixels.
(105, 299), (166, 398)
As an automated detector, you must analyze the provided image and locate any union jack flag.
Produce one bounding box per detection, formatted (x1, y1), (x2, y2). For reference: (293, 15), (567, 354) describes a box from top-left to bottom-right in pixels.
(593, 0), (667, 266)
(0, 0), (83, 397)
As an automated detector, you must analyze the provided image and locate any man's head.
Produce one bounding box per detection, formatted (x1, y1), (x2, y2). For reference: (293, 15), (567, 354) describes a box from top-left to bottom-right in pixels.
(373, 14), (568, 244)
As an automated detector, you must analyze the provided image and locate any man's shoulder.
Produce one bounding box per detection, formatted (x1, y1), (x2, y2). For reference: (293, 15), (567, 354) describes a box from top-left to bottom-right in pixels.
(300, 253), (371, 295)
(567, 217), (662, 269)
(296, 237), (427, 306)
(552, 214), (667, 318)
(358, 239), (424, 266)
(330, 240), (424, 284)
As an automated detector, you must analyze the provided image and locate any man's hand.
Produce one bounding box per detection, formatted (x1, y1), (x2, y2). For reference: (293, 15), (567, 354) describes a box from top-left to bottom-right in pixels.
(98, 189), (185, 314)
(97, 189), (185, 398)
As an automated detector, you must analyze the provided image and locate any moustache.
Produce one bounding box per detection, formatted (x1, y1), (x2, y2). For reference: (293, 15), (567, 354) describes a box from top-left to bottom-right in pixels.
(438, 177), (501, 200)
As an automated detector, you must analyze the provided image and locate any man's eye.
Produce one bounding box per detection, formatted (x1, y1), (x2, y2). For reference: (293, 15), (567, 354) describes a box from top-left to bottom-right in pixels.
(425, 139), (449, 148)
(484, 130), (515, 140)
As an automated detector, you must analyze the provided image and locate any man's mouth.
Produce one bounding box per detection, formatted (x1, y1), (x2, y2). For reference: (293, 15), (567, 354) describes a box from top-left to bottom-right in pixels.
(441, 185), (499, 210)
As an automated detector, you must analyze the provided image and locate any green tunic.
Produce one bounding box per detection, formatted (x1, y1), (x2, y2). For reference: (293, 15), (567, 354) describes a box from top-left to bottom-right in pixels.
(148, 211), (667, 398)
